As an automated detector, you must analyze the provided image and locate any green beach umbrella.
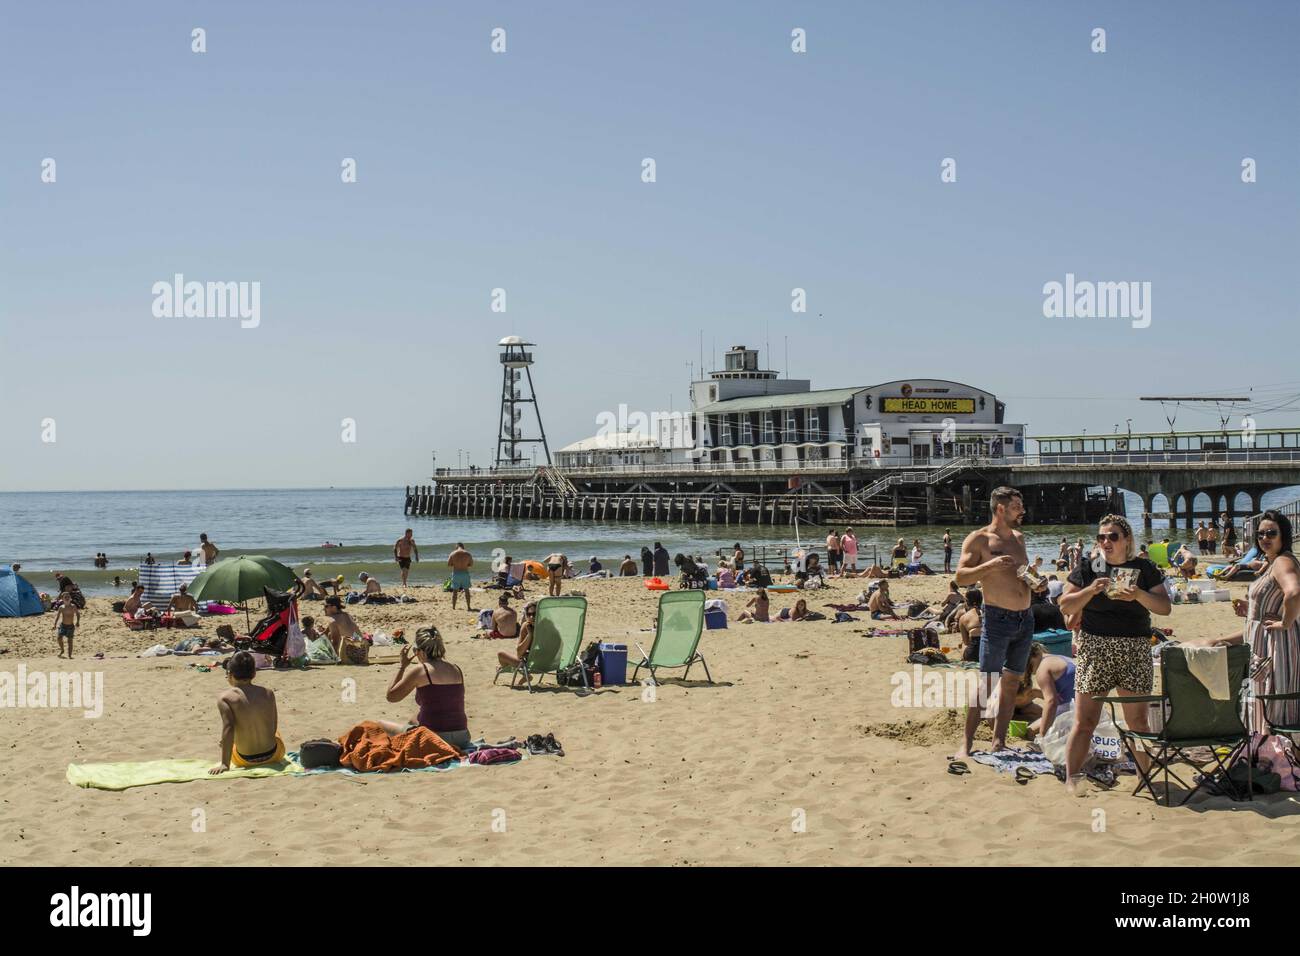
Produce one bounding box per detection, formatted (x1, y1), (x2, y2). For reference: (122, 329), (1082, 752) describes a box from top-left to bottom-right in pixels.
(188, 555), (298, 629)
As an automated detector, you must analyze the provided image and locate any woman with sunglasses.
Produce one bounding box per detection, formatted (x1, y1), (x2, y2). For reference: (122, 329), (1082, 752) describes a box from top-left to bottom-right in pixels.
(1058, 514), (1171, 790)
(1194, 511), (1300, 738)
(496, 601), (539, 683)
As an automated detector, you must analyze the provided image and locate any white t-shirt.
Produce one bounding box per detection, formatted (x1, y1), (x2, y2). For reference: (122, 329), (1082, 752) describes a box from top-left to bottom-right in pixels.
(911, 546), (922, 563)
(1047, 579), (1064, 603)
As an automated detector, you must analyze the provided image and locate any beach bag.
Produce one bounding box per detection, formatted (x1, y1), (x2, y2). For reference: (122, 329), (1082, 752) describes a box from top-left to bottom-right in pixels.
(477, 609), (494, 631)
(284, 605), (307, 660)
(299, 739), (342, 769)
(908, 629), (940, 653)
(342, 636), (370, 666)
(111, 600), (126, 613)
(306, 636), (340, 664)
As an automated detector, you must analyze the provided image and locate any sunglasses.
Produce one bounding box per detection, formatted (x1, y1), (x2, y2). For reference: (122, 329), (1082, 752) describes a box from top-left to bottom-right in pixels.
(1257, 528), (1280, 539)
(1095, 532), (1123, 542)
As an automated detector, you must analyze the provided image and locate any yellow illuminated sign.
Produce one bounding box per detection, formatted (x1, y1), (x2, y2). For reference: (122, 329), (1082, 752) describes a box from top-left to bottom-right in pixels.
(883, 397), (976, 414)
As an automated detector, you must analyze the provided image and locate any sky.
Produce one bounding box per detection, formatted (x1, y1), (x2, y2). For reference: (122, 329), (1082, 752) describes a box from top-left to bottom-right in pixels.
(2, 0), (1297, 491)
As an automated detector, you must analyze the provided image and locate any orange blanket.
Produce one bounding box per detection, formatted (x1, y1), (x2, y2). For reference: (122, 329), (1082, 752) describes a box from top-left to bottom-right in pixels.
(337, 721), (462, 772)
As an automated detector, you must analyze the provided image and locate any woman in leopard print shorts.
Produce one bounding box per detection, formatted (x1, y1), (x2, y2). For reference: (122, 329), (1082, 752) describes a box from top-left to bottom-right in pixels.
(1058, 514), (1172, 788)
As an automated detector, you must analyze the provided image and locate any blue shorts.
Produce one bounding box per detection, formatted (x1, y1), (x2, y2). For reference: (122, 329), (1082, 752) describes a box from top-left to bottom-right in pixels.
(979, 605), (1035, 675)
(451, 570), (472, 591)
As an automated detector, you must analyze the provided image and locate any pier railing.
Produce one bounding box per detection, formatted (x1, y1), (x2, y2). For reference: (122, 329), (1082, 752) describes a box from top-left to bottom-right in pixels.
(430, 448), (1300, 481)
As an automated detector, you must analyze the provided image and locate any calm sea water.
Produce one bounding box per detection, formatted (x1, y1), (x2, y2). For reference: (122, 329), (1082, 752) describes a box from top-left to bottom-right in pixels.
(1, 486), (1295, 595)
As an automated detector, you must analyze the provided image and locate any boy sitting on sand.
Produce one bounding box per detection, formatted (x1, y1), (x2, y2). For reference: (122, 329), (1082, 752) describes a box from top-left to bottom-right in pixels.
(210, 651), (283, 775)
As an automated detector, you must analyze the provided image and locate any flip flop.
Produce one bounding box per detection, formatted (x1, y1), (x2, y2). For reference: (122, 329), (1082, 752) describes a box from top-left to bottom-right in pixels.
(1015, 766), (1035, 785)
(525, 735), (547, 756)
(947, 761), (970, 776)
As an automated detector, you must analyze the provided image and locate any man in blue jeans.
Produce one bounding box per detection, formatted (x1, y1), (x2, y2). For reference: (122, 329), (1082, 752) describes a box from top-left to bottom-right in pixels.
(953, 486), (1034, 759)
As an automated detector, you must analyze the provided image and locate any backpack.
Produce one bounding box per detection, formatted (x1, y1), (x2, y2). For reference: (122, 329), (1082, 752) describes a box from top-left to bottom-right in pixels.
(299, 739), (342, 769)
(557, 642), (601, 687)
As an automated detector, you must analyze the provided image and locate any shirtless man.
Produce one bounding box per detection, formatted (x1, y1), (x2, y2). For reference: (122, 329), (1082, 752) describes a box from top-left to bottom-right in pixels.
(209, 651), (283, 774)
(359, 572), (383, 597)
(54, 594), (80, 659)
(198, 533), (219, 565)
(954, 486), (1033, 759)
(123, 583), (146, 615)
(167, 583), (200, 627)
(300, 570), (327, 598)
(394, 529), (420, 587)
(542, 552), (568, 598)
(490, 594), (518, 639)
(323, 596), (361, 655)
(447, 543), (475, 610)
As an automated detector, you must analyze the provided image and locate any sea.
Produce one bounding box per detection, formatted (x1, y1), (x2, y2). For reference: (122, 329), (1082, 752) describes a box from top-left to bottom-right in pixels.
(2, 486), (1296, 596)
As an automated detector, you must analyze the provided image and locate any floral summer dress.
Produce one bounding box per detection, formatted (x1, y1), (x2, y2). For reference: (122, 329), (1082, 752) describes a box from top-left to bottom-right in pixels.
(1244, 555), (1300, 738)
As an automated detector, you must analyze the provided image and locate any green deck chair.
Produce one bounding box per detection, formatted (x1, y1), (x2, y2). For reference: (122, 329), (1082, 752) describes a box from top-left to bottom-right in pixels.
(1101, 643), (1251, 806)
(495, 595), (588, 692)
(631, 590), (711, 684)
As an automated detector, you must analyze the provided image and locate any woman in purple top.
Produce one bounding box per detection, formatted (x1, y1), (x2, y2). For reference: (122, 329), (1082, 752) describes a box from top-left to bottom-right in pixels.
(373, 627), (470, 749)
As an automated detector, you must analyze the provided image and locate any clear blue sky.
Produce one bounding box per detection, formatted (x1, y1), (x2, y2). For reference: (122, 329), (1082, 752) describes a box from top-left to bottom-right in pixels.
(2, 1), (1296, 491)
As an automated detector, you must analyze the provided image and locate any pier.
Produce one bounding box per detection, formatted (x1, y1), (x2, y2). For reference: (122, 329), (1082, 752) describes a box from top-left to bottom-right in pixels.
(406, 445), (1300, 528)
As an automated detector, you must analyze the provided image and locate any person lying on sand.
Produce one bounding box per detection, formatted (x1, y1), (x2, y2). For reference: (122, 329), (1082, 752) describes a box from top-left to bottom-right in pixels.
(210, 651), (283, 775)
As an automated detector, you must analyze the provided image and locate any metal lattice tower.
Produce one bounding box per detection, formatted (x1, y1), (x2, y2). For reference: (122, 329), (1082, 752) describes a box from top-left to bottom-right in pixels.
(496, 336), (551, 467)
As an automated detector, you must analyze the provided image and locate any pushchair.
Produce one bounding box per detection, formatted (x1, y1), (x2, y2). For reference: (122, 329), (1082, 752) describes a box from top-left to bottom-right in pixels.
(235, 586), (297, 658)
(675, 553), (711, 590)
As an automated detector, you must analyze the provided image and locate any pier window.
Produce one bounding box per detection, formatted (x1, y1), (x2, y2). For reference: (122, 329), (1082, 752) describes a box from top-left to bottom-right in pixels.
(762, 412), (775, 444)
(784, 410), (798, 443)
(807, 409), (822, 442)
(741, 416), (754, 444)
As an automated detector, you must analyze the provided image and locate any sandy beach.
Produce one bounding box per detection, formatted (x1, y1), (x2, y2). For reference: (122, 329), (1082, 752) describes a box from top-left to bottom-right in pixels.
(3, 571), (1297, 867)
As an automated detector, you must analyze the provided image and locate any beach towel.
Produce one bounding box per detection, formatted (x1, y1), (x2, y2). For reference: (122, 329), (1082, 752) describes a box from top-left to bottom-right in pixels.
(66, 757), (301, 791)
(1181, 643), (1230, 700)
(137, 562), (204, 608)
(462, 747), (522, 765)
(337, 721), (462, 772)
(969, 749), (1056, 777)
(825, 603), (870, 612)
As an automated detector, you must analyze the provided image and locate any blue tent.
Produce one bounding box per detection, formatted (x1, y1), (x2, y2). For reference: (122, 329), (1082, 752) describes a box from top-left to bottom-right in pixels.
(0, 565), (44, 617)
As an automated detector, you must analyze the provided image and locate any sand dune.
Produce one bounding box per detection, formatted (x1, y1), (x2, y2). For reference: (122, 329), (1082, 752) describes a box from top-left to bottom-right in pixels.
(2, 572), (1297, 866)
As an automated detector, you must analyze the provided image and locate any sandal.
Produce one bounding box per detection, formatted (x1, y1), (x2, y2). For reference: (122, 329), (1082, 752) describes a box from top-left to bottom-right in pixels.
(525, 735), (547, 755)
(947, 760), (970, 776)
(1015, 766), (1035, 785)
(543, 733), (565, 757)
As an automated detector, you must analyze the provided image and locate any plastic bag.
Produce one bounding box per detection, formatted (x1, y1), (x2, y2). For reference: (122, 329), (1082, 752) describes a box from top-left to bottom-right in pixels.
(371, 630), (394, 646)
(1036, 703), (1124, 766)
(137, 644), (171, 658)
(1036, 702), (1075, 766)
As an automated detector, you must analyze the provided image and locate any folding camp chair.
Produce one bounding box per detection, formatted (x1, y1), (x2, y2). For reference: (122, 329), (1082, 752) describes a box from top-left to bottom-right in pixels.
(631, 590), (711, 684)
(1101, 643), (1251, 806)
(494, 595), (587, 692)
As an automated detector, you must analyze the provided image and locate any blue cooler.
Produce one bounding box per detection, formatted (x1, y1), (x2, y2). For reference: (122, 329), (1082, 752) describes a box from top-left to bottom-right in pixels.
(705, 608), (728, 630)
(599, 643), (627, 685)
(1037, 628), (1073, 657)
